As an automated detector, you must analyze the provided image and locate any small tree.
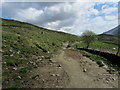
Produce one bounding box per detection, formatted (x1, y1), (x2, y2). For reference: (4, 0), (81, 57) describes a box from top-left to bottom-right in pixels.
(82, 30), (96, 49)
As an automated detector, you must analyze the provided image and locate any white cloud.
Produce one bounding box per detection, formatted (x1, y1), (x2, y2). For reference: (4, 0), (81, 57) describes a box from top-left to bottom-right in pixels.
(15, 8), (43, 22)
(85, 16), (118, 34)
(2, 2), (118, 35)
(44, 20), (60, 30)
(89, 8), (99, 15)
(104, 15), (118, 21)
(101, 7), (117, 15)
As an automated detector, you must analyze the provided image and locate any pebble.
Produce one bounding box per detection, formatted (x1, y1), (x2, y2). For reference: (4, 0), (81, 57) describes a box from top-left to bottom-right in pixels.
(56, 86), (59, 88)
(17, 51), (20, 54)
(42, 79), (45, 82)
(56, 74), (60, 77)
(112, 78), (116, 81)
(33, 63), (36, 66)
(113, 48), (116, 50)
(13, 67), (17, 70)
(106, 78), (111, 82)
(103, 65), (108, 69)
(39, 58), (42, 61)
(29, 61), (34, 64)
(51, 74), (56, 76)
(58, 64), (62, 67)
(9, 49), (12, 52)
(83, 68), (87, 72)
(49, 63), (53, 65)
(3, 62), (6, 64)
(10, 54), (13, 56)
(41, 56), (44, 58)
(0, 49), (3, 53)
(17, 76), (22, 79)
(6, 80), (9, 83)
(49, 59), (53, 63)
(36, 59), (41, 62)
(106, 80), (109, 84)
(96, 79), (100, 81)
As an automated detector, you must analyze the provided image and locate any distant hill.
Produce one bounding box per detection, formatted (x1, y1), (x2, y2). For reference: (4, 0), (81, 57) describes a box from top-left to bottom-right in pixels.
(102, 25), (120, 36)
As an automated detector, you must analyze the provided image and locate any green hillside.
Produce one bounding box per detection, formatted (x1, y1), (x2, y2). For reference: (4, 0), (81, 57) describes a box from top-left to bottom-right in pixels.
(2, 18), (81, 88)
(2, 18), (81, 53)
(98, 34), (119, 45)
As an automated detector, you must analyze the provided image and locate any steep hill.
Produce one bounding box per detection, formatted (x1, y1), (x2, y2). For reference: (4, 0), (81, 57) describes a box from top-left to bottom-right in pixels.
(2, 18), (81, 54)
(102, 25), (120, 36)
(1, 18), (81, 88)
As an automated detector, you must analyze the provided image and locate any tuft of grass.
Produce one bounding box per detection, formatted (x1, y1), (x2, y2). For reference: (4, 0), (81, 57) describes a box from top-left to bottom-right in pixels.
(20, 66), (31, 74)
(107, 69), (115, 74)
(13, 75), (22, 81)
(6, 56), (17, 67)
(2, 71), (9, 76)
(9, 83), (20, 89)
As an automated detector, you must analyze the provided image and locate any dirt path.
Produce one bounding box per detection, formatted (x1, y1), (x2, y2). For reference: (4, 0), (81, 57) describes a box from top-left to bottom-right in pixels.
(21, 48), (118, 88)
(52, 49), (118, 88)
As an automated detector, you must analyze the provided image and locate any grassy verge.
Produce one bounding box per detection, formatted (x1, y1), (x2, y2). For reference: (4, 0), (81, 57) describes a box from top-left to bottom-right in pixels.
(76, 41), (118, 53)
(79, 50), (107, 67)
(79, 50), (120, 74)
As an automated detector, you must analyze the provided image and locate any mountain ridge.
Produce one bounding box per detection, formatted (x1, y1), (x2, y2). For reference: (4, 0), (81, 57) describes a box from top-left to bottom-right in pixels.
(102, 25), (120, 36)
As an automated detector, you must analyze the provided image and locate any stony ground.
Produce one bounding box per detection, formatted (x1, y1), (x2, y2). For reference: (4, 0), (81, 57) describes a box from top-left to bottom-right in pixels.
(20, 48), (118, 88)
(52, 49), (118, 88)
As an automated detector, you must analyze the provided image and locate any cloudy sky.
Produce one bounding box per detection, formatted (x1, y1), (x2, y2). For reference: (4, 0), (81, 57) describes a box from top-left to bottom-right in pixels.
(1, 0), (119, 35)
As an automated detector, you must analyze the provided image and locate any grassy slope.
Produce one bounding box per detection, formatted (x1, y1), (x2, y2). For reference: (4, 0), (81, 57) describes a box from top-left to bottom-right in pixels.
(2, 18), (81, 58)
(2, 18), (81, 88)
(76, 41), (118, 52)
(98, 34), (119, 45)
(75, 34), (119, 54)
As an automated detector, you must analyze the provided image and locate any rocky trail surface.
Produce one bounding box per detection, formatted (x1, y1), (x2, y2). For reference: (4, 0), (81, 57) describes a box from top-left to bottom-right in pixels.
(21, 48), (118, 88)
(52, 49), (118, 88)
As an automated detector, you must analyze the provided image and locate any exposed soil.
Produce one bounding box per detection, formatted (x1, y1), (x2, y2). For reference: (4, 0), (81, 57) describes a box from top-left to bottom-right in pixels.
(21, 48), (118, 88)
(52, 49), (118, 88)
(20, 58), (69, 88)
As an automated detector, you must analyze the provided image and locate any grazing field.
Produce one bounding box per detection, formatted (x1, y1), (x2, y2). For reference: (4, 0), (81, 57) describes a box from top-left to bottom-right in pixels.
(98, 34), (119, 45)
(2, 18), (81, 88)
(1, 18), (119, 88)
(76, 41), (118, 54)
